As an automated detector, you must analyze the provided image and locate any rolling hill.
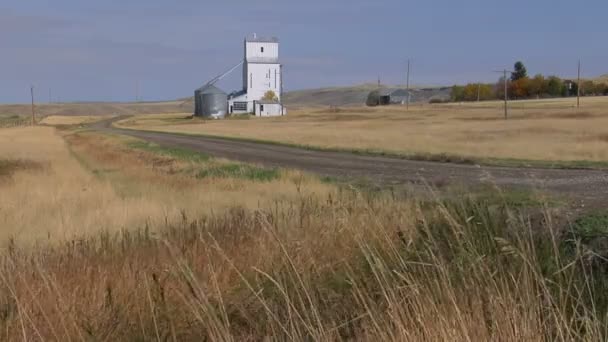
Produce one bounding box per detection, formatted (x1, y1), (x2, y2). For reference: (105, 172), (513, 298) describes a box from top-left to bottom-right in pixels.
(283, 84), (452, 107)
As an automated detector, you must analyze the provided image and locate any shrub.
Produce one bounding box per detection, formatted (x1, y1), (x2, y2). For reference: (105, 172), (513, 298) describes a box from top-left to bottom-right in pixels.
(366, 90), (380, 106)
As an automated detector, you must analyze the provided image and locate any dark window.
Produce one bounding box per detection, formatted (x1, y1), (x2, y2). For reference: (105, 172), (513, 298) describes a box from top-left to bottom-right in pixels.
(233, 102), (247, 111)
(261, 47), (264, 53)
(260, 105), (264, 112)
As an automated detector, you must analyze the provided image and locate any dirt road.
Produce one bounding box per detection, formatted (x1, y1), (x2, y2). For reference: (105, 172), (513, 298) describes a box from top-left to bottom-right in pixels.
(92, 118), (608, 207)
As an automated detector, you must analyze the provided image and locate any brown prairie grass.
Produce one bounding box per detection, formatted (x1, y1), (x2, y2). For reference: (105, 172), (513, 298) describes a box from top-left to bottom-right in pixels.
(119, 96), (608, 164)
(0, 126), (606, 340)
(0, 188), (606, 340)
(40, 115), (112, 126)
(0, 126), (331, 244)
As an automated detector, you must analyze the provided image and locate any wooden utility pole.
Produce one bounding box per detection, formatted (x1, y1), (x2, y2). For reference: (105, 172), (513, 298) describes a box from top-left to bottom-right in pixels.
(503, 69), (508, 120)
(406, 59), (411, 111)
(493, 69), (512, 120)
(577, 60), (581, 108)
(30, 86), (36, 126)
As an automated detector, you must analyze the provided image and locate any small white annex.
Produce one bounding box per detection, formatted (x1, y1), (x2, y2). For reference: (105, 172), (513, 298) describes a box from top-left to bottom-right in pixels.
(228, 34), (285, 116)
(254, 100), (287, 117)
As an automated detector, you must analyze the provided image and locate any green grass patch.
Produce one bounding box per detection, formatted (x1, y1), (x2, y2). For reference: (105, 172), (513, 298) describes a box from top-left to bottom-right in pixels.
(125, 137), (279, 182)
(126, 140), (210, 162)
(570, 211), (608, 242)
(196, 164), (279, 182)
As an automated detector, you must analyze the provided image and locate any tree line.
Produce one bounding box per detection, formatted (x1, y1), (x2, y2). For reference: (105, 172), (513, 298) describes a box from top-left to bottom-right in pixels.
(451, 61), (608, 102)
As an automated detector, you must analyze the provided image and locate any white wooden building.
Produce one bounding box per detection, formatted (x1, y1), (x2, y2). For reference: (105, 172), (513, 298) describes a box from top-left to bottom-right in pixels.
(228, 34), (285, 116)
(253, 100), (286, 117)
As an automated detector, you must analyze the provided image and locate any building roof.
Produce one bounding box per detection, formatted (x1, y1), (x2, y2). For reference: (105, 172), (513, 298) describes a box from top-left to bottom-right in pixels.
(197, 84), (227, 95)
(228, 89), (247, 100)
(245, 35), (279, 43)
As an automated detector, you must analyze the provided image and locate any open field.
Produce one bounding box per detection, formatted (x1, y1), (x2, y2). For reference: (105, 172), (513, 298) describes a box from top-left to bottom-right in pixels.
(2, 122), (608, 340)
(40, 114), (114, 126)
(118, 96), (608, 167)
(0, 100), (188, 118)
(0, 126), (329, 243)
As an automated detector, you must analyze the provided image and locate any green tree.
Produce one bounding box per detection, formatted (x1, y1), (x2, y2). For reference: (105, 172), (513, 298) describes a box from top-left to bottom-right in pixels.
(366, 90), (380, 106)
(528, 74), (546, 98)
(511, 61), (528, 81)
(495, 77), (511, 99)
(460, 84), (496, 101)
(262, 90), (278, 101)
(546, 76), (564, 97)
(580, 80), (601, 96)
(450, 85), (465, 102)
(510, 78), (530, 99)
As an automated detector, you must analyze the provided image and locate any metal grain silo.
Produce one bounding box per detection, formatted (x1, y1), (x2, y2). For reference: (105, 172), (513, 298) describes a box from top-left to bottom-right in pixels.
(195, 85), (228, 119)
(194, 89), (202, 116)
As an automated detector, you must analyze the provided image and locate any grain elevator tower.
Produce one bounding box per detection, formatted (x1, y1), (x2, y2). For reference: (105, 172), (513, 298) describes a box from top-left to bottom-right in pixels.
(228, 34), (284, 115)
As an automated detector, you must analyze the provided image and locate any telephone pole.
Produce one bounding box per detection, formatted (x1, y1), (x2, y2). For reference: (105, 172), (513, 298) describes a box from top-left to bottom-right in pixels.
(503, 69), (507, 119)
(406, 59), (411, 111)
(30, 86), (36, 126)
(493, 69), (513, 120)
(577, 60), (581, 108)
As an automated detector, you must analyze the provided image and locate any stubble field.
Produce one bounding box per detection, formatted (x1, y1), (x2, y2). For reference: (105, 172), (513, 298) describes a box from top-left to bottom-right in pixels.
(119, 96), (608, 167)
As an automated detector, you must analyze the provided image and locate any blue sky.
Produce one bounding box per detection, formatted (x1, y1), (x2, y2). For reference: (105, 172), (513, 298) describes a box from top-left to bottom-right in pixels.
(1, 0), (606, 103)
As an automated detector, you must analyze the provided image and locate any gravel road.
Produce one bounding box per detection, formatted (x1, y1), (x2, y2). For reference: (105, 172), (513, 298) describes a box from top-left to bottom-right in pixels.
(92, 118), (608, 207)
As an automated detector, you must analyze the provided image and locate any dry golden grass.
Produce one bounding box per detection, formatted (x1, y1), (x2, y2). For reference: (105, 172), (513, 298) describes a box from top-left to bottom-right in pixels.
(0, 179), (604, 340)
(120, 96), (608, 164)
(0, 126), (331, 244)
(0, 126), (606, 340)
(0, 101), (189, 117)
(40, 115), (112, 126)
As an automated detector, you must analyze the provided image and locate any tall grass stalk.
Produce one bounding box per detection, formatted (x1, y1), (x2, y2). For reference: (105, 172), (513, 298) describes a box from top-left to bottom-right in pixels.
(0, 190), (605, 340)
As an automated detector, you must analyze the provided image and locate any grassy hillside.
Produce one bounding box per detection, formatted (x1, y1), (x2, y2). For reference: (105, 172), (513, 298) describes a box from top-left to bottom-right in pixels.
(178, 84), (451, 109)
(594, 74), (608, 84)
(0, 101), (190, 118)
(283, 84), (451, 107)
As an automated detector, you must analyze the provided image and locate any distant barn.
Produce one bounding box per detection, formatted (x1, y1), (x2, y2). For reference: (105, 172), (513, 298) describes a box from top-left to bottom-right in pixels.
(378, 89), (410, 105)
(367, 88), (411, 106)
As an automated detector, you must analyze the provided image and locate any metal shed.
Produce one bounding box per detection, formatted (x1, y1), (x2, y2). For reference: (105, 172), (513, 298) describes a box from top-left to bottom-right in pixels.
(194, 85), (228, 119)
(378, 89), (410, 105)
